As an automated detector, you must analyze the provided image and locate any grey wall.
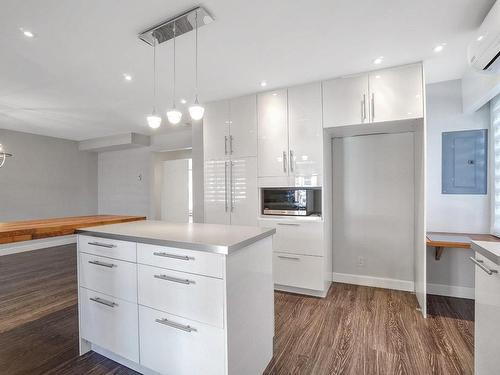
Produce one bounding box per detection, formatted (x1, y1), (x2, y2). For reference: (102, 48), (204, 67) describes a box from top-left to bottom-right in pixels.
(426, 79), (491, 297)
(97, 128), (194, 219)
(98, 147), (151, 217)
(0, 129), (98, 221)
(332, 133), (415, 285)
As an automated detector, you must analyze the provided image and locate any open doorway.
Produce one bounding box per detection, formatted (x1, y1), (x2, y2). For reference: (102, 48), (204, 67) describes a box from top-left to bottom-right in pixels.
(161, 158), (193, 223)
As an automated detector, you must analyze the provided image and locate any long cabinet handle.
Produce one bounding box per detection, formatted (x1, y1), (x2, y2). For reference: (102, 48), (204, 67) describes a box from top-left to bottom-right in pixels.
(90, 297), (117, 308)
(371, 93), (375, 121)
(362, 94), (367, 121)
(224, 161), (228, 212)
(88, 260), (115, 268)
(154, 274), (195, 285)
(155, 318), (197, 333)
(469, 257), (498, 275)
(283, 151), (287, 173)
(88, 241), (116, 248)
(289, 150), (294, 173)
(224, 136), (228, 155)
(278, 255), (300, 260)
(230, 161), (235, 212)
(277, 222), (300, 226)
(229, 135), (233, 155)
(153, 252), (193, 261)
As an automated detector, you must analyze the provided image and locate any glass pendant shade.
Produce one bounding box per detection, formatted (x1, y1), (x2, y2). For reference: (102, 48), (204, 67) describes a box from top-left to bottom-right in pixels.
(147, 113), (162, 129)
(166, 108), (182, 125)
(189, 102), (205, 121)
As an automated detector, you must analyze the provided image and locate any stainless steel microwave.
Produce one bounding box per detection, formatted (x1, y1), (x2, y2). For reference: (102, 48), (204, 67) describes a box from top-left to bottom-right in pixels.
(261, 188), (315, 216)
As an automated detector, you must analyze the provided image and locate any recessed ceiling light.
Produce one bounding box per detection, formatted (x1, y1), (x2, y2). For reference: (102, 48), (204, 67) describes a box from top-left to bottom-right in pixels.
(375, 75), (381, 79)
(123, 73), (132, 81)
(373, 57), (384, 65)
(260, 80), (267, 87)
(477, 35), (484, 42)
(180, 98), (187, 104)
(272, 93), (278, 96)
(433, 45), (444, 53)
(21, 29), (34, 38)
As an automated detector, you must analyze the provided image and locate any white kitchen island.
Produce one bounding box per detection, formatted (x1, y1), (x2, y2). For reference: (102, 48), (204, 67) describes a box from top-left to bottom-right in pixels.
(76, 220), (275, 375)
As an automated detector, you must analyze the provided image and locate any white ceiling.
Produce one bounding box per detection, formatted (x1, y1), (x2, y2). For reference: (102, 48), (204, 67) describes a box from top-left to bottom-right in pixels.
(0, 0), (495, 141)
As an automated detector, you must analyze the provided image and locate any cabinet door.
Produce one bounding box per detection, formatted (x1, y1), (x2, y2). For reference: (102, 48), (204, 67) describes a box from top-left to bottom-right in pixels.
(322, 74), (369, 127)
(257, 89), (289, 177)
(474, 253), (500, 375)
(204, 160), (230, 224)
(229, 95), (257, 158)
(230, 157), (258, 226)
(288, 82), (323, 176)
(203, 100), (230, 161)
(368, 63), (423, 123)
(139, 305), (225, 375)
(79, 288), (139, 362)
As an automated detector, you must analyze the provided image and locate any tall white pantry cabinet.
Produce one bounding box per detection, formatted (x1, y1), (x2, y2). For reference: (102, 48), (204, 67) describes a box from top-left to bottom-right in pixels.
(203, 62), (426, 313)
(203, 94), (258, 226)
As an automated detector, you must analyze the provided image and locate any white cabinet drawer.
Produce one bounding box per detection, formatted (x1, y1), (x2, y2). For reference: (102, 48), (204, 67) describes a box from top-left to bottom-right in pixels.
(259, 219), (323, 256)
(137, 243), (224, 279)
(79, 288), (139, 363)
(138, 264), (224, 328)
(139, 305), (225, 375)
(273, 252), (324, 290)
(78, 235), (136, 262)
(79, 252), (137, 303)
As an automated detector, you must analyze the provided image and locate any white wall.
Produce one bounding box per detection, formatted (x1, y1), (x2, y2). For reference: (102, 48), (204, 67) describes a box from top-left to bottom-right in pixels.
(98, 129), (194, 219)
(98, 148), (151, 217)
(0, 129), (97, 221)
(426, 79), (491, 298)
(332, 133), (415, 289)
(427, 79), (490, 233)
(462, 67), (500, 113)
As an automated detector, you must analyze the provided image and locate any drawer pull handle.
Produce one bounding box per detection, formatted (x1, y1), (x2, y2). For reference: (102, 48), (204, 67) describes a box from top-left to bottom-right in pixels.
(469, 257), (498, 275)
(89, 297), (117, 308)
(153, 252), (193, 261)
(155, 318), (197, 333)
(88, 260), (115, 268)
(88, 241), (116, 249)
(154, 274), (195, 285)
(277, 223), (300, 226)
(278, 255), (300, 260)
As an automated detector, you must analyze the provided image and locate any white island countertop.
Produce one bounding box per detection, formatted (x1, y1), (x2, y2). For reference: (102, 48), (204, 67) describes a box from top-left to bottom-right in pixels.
(76, 220), (275, 255)
(471, 240), (500, 266)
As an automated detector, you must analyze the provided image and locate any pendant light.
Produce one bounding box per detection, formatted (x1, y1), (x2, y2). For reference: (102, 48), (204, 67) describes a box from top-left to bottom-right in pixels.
(0, 143), (13, 168)
(147, 35), (162, 129)
(188, 10), (204, 121)
(166, 23), (182, 125)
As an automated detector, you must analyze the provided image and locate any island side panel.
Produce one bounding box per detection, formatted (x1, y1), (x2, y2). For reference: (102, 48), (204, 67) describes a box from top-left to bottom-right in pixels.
(225, 236), (274, 375)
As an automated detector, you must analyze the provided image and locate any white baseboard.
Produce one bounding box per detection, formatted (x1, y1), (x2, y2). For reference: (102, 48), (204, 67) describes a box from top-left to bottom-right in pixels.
(274, 282), (331, 298)
(0, 235), (76, 256)
(332, 272), (414, 292)
(427, 283), (475, 300)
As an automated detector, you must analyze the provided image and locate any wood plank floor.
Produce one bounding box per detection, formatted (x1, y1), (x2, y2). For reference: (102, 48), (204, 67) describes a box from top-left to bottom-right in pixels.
(0, 245), (474, 375)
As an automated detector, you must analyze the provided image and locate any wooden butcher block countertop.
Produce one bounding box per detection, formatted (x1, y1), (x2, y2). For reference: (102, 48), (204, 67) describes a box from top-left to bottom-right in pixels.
(0, 215), (146, 245)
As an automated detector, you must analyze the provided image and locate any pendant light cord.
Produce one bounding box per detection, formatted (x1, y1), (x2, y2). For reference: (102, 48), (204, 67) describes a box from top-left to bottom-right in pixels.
(173, 23), (177, 108)
(152, 36), (157, 113)
(195, 10), (198, 101)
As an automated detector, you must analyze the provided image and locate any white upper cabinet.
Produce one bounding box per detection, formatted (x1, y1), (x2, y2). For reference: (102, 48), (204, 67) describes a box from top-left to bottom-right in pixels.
(257, 89), (289, 177)
(368, 63), (423, 123)
(322, 74), (369, 128)
(229, 95), (257, 158)
(288, 82), (323, 176)
(203, 100), (230, 161)
(322, 63), (423, 128)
